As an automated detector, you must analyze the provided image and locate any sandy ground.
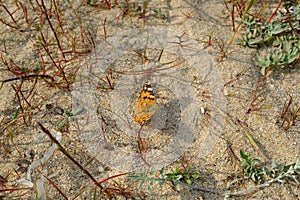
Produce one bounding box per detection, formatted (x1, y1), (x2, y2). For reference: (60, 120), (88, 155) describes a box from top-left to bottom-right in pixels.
(0, 0), (299, 199)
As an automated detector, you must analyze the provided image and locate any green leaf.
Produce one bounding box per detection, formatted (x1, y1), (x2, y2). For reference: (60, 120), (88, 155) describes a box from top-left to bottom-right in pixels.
(186, 179), (192, 185)
(13, 108), (19, 119)
(240, 150), (247, 159)
(242, 0), (255, 20)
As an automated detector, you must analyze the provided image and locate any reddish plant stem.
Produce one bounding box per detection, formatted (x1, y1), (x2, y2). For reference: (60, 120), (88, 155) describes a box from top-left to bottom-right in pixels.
(39, 0), (66, 60)
(103, 18), (107, 41)
(53, 0), (64, 32)
(16, 1), (29, 25)
(39, 32), (70, 86)
(11, 83), (28, 125)
(42, 174), (68, 200)
(267, 0), (283, 24)
(231, 4), (236, 32)
(281, 95), (292, 120)
(1, 40), (7, 53)
(17, 81), (32, 108)
(0, 188), (28, 192)
(98, 172), (130, 185)
(66, 1), (93, 49)
(0, 18), (19, 29)
(37, 48), (46, 75)
(247, 76), (267, 113)
(1, 4), (19, 26)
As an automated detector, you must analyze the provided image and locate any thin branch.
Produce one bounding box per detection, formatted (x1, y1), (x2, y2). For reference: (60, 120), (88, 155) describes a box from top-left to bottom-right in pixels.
(37, 122), (104, 190)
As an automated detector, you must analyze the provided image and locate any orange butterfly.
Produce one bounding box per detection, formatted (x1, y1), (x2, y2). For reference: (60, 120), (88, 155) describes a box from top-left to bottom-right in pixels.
(134, 83), (157, 124)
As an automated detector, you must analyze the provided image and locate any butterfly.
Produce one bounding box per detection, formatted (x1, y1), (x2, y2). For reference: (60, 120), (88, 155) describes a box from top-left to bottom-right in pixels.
(134, 83), (157, 124)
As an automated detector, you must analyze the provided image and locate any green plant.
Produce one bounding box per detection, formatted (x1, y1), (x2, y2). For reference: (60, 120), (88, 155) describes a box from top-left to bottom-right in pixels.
(227, 157), (300, 198)
(126, 165), (201, 193)
(165, 165), (202, 185)
(220, 0), (255, 60)
(239, 150), (264, 183)
(239, 150), (300, 185)
(262, 159), (300, 183)
(239, 2), (300, 75)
